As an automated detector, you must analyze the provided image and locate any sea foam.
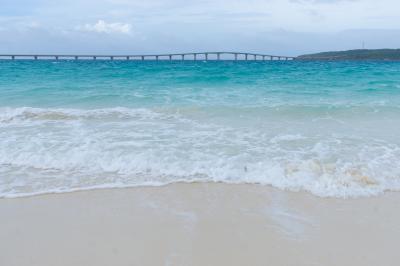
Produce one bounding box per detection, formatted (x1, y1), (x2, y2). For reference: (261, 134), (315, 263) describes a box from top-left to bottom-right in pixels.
(1, 106), (399, 198)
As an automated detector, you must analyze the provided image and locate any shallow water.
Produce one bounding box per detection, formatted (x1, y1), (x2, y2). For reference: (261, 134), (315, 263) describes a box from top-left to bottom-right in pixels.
(1, 60), (400, 198)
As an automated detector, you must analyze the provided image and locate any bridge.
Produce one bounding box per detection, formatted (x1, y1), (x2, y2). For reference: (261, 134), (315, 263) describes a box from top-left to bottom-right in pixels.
(0, 52), (296, 61)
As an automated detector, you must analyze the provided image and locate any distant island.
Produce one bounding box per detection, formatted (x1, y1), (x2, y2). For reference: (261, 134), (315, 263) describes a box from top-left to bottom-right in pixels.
(298, 49), (400, 60)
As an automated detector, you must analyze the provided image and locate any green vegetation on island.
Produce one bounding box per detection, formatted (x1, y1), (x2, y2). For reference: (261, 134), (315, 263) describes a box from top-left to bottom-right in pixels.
(298, 49), (400, 60)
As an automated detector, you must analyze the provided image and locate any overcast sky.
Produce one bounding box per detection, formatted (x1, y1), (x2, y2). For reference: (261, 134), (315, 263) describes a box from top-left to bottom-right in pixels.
(1, 0), (400, 55)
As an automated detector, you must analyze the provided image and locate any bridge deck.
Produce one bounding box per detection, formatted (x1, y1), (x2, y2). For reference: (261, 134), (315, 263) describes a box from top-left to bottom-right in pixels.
(0, 52), (296, 61)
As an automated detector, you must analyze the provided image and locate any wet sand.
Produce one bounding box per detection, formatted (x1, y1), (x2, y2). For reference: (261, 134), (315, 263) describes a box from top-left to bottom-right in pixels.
(1, 183), (399, 266)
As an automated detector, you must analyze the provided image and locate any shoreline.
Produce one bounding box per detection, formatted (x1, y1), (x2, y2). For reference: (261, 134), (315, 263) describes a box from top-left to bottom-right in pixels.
(0, 181), (397, 200)
(1, 182), (399, 266)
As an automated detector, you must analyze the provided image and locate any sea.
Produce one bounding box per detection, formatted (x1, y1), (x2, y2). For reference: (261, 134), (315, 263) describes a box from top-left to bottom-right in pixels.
(0, 60), (399, 198)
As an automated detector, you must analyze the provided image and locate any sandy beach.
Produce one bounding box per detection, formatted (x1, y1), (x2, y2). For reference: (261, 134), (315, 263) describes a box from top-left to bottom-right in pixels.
(1, 183), (399, 266)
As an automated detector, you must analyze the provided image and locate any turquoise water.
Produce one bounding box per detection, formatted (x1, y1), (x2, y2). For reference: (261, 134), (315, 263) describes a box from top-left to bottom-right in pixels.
(1, 60), (400, 198)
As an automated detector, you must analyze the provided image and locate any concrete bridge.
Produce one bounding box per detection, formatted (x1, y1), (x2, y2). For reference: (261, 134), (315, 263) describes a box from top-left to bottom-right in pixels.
(0, 52), (296, 61)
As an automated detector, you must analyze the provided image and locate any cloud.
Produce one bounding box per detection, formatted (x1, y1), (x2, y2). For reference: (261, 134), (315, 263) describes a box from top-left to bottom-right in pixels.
(20, 21), (41, 30)
(77, 20), (132, 34)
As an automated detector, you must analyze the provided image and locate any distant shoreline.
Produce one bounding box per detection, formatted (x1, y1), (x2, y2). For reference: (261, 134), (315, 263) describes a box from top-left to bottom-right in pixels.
(298, 49), (400, 60)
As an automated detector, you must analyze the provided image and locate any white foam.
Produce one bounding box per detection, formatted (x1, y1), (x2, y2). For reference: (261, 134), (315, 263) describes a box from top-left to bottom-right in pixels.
(1, 106), (400, 199)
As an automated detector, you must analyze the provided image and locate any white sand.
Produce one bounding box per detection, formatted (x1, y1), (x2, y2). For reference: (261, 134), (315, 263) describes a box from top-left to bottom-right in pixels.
(1, 183), (399, 266)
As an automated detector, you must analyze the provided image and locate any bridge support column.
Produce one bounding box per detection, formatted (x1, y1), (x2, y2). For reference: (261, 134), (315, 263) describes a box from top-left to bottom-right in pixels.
(205, 53), (208, 61)
(110, 56), (114, 60)
(34, 56), (38, 60)
(11, 56), (15, 60)
(126, 56), (130, 60)
(234, 54), (238, 61)
(182, 54), (185, 61)
(169, 55), (172, 60)
(141, 56), (144, 61)
(194, 54), (197, 61)
(217, 53), (220, 60)
(75, 56), (78, 60)
(93, 56), (97, 60)
(245, 54), (248, 61)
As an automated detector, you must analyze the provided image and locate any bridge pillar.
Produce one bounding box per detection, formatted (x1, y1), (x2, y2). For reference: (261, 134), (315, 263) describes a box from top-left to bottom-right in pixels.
(141, 56), (145, 61)
(126, 56), (130, 60)
(110, 56), (114, 60)
(11, 56), (15, 60)
(34, 56), (38, 60)
(234, 54), (238, 61)
(182, 54), (185, 61)
(205, 53), (208, 61)
(194, 54), (197, 61)
(262, 55), (265, 61)
(156, 55), (159, 61)
(217, 53), (220, 60)
(93, 56), (97, 60)
(245, 54), (248, 61)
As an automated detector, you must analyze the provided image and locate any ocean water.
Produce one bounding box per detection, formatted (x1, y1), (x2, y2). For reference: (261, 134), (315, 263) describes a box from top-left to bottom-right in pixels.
(0, 60), (400, 198)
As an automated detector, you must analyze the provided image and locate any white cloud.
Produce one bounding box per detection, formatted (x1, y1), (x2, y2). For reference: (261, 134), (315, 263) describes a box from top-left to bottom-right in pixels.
(78, 20), (132, 34)
(20, 21), (41, 30)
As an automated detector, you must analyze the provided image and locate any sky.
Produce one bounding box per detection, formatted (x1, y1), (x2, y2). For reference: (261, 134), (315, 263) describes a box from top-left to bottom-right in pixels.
(0, 0), (400, 56)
